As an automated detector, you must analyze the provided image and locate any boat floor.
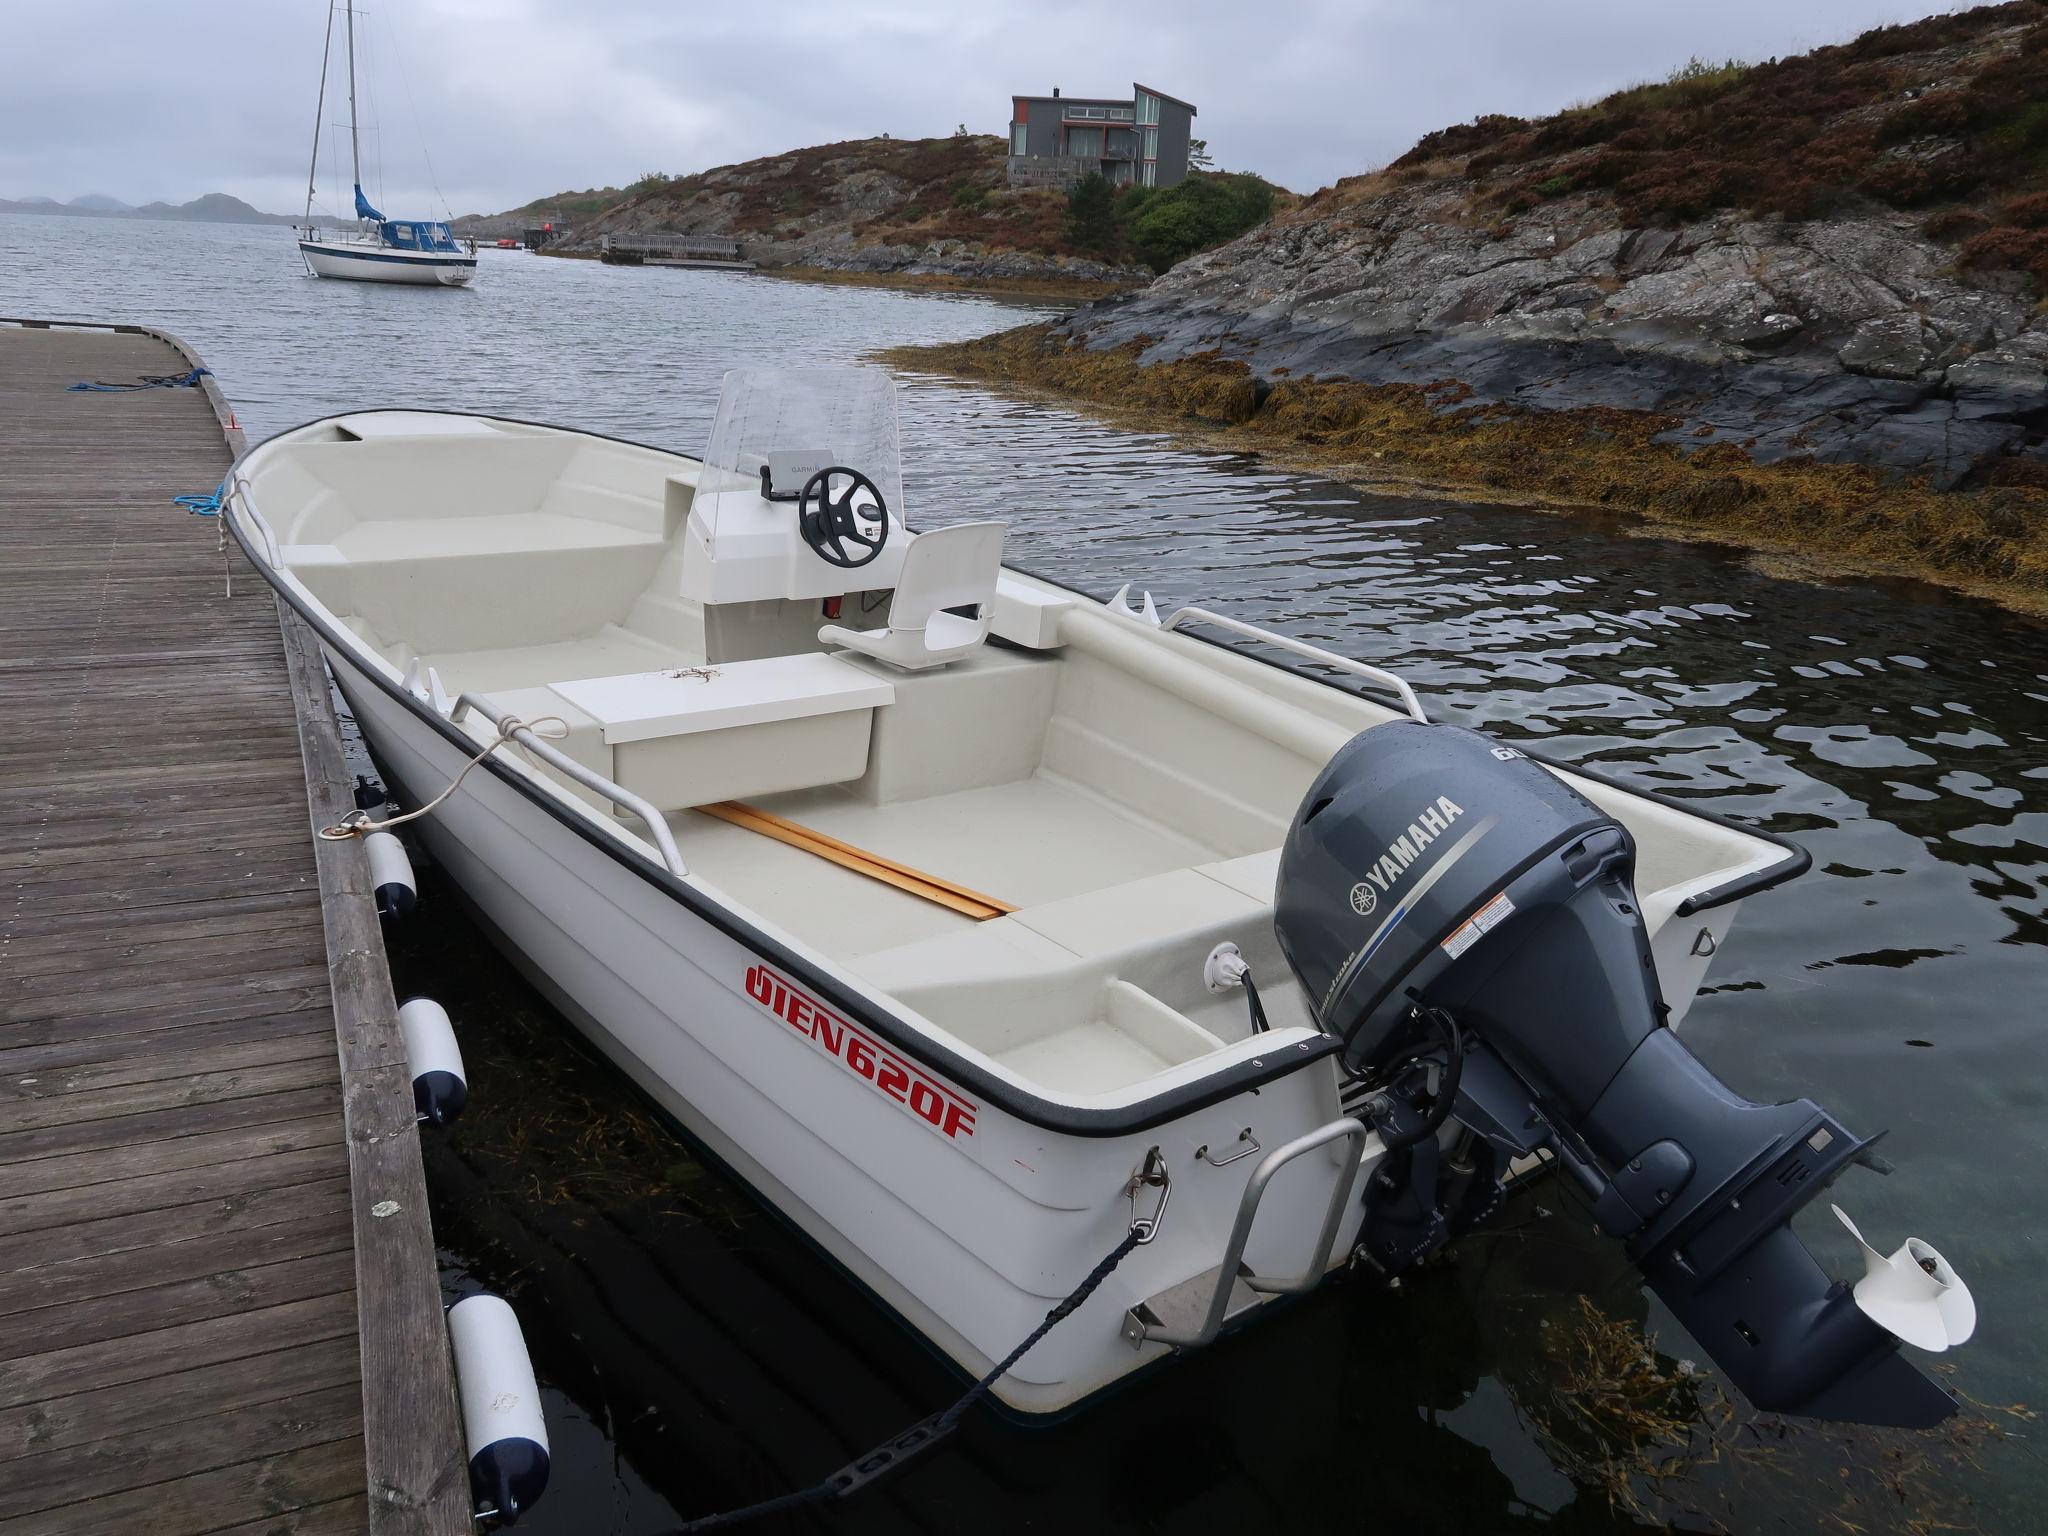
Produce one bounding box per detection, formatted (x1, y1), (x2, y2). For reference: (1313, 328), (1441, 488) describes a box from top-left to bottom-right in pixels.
(673, 771), (1226, 962)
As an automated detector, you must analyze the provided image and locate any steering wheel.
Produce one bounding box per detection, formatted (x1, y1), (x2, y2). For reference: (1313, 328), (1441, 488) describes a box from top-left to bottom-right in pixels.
(797, 466), (889, 569)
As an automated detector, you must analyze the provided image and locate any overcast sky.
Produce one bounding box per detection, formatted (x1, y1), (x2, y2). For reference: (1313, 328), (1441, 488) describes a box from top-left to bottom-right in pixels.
(2, 0), (1969, 218)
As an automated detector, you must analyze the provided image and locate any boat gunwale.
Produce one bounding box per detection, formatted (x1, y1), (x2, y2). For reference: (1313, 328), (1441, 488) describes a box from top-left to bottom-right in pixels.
(224, 407), (1809, 1136)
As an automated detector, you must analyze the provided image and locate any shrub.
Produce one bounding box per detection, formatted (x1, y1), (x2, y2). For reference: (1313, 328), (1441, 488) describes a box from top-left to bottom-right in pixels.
(1065, 173), (1117, 253)
(1923, 206), (1991, 240)
(951, 179), (988, 210)
(1876, 89), (1974, 146)
(1120, 172), (1276, 270)
(1958, 225), (2048, 282)
(2002, 189), (2048, 227)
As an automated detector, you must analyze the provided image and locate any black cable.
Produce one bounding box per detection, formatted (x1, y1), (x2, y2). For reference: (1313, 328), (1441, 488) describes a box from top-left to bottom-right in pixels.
(1371, 1005), (1464, 1151)
(1241, 969), (1271, 1034)
(664, 1227), (1145, 1533)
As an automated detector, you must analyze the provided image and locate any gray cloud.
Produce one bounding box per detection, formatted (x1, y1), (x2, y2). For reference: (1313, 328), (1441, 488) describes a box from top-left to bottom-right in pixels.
(0, 0), (1969, 217)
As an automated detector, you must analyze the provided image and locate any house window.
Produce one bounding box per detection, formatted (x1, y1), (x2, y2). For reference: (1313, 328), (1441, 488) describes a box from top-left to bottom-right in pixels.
(1142, 161), (1157, 188)
(1142, 126), (1158, 160)
(1137, 92), (1159, 126)
(1011, 124), (1028, 155)
(1066, 126), (1103, 159)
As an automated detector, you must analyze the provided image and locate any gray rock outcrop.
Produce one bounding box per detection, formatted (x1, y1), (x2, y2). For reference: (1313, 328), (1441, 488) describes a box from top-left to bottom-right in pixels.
(1052, 184), (2048, 488)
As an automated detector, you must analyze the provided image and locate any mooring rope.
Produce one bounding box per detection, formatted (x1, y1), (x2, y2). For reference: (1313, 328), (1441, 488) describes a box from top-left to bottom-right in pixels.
(318, 715), (566, 841)
(172, 479), (228, 517)
(665, 1226), (1146, 1532)
(66, 366), (212, 392)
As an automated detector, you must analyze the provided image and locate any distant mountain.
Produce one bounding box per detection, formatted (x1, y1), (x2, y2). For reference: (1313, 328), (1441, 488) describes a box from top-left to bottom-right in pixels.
(0, 191), (297, 225)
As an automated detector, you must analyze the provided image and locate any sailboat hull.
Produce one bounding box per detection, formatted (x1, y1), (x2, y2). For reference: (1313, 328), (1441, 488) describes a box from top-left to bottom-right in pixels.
(299, 239), (476, 286)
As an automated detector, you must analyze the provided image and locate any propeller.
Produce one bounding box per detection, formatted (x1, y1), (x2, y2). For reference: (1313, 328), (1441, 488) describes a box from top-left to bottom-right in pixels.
(1833, 1205), (1976, 1353)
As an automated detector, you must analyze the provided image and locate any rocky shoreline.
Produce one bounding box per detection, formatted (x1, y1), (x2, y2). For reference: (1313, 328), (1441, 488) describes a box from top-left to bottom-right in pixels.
(1041, 193), (2048, 491)
(885, 189), (2048, 614)
(884, 6), (2048, 615)
(883, 295), (2048, 615)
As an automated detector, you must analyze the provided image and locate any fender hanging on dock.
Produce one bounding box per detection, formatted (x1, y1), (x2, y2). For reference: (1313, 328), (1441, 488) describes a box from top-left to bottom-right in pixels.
(363, 828), (416, 919)
(448, 1293), (549, 1524)
(397, 997), (467, 1125)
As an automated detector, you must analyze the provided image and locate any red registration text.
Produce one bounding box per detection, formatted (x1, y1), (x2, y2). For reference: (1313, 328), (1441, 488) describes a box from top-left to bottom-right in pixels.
(744, 964), (978, 1139)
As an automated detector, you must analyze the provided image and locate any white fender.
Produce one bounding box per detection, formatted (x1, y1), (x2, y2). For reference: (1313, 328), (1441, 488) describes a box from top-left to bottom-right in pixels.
(363, 829), (416, 919)
(396, 997), (466, 1125)
(448, 1293), (550, 1519)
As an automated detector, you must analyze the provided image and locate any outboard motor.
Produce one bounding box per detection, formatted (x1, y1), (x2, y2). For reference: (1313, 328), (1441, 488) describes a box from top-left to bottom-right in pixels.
(1273, 722), (1972, 1428)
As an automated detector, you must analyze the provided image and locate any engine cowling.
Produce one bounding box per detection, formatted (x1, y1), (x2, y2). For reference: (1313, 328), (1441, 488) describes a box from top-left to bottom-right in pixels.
(1272, 722), (1968, 1428)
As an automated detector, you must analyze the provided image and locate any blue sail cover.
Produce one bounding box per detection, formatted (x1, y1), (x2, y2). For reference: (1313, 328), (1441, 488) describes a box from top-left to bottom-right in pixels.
(353, 183), (385, 222)
(378, 220), (463, 252)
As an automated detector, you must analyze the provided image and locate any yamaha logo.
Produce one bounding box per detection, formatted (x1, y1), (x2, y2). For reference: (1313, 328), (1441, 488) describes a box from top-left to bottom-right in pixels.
(1350, 882), (1378, 916)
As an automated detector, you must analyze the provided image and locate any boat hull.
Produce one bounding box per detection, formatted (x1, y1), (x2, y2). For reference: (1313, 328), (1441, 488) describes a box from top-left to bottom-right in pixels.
(299, 239), (477, 286)
(326, 649), (1365, 1415)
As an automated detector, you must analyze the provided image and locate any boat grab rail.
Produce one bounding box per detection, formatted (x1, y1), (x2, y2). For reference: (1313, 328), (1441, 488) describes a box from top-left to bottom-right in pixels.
(1160, 606), (1427, 725)
(448, 692), (688, 878)
(1132, 1115), (1371, 1350)
(225, 475), (282, 568)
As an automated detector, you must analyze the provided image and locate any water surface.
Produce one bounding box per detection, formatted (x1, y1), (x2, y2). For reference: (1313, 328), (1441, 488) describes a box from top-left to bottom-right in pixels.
(6, 213), (2043, 1533)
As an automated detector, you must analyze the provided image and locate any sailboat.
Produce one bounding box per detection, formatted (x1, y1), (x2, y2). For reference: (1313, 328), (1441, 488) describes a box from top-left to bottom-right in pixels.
(295, 0), (476, 287)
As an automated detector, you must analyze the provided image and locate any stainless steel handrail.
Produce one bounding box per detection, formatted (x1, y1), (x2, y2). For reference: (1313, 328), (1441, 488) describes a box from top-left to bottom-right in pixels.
(1160, 606), (1428, 725)
(449, 692), (688, 877)
(226, 475), (282, 567)
(1135, 1116), (1371, 1349)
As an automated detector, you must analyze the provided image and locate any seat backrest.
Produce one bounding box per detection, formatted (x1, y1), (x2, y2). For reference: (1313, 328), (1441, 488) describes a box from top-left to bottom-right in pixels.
(889, 521), (1006, 633)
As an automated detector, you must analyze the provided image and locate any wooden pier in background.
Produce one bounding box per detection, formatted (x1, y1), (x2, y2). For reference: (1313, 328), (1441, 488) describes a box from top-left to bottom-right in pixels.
(0, 320), (467, 1534)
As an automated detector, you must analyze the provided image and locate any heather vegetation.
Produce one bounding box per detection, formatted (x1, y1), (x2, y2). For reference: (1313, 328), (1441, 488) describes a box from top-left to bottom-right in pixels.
(1373, 1), (2048, 286)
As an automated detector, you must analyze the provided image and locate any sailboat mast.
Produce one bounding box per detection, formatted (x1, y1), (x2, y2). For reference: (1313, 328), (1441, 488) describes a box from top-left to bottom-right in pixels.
(303, 0), (335, 222)
(345, 0), (363, 204)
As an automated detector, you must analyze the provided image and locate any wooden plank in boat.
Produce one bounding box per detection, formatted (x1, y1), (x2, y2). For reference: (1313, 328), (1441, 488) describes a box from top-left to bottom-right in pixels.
(699, 799), (1019, 919)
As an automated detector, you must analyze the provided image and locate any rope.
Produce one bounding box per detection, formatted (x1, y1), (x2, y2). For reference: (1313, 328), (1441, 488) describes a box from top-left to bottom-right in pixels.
(67, 366), (211, 392)
(666, 1227), (1146, 1533)
(173, 478), (229, 517)
(318, 714), (566, 841)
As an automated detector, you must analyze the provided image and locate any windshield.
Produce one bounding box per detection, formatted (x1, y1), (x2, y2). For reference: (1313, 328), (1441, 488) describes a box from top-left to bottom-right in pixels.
(381, 220), (463, 252)
(696, 366), (903, 550)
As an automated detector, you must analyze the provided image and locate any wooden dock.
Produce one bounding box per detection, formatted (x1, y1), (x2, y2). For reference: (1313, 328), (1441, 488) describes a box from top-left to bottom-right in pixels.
(0, 321), (468, 1534)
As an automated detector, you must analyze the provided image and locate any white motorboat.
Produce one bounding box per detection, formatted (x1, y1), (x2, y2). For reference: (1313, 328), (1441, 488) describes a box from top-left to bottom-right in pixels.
(294, 1), (476, 288)
(226, 369), (1975, 1427)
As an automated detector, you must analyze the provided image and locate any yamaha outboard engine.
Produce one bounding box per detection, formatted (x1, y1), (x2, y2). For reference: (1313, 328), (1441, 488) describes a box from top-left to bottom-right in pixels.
(1273, 722), (1973, 1428)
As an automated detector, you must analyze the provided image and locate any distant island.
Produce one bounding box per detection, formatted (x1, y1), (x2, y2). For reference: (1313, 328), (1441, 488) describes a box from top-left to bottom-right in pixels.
(456, 135), (1289, 299)
(0, 192), (299, 226)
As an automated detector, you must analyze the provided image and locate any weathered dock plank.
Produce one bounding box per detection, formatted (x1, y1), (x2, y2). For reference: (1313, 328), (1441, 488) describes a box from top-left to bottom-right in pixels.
(0, 322), (467, 1534)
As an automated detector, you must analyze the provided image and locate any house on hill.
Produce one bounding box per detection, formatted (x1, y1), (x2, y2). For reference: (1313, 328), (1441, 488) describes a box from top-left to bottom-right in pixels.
(1006, 84), (1196, 190)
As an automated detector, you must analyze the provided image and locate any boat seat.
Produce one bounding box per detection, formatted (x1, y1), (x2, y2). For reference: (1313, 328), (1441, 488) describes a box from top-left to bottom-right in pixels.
(549, 654), (896, 809)
(550, 654), (894, 744)
(818, 521), (1005, 671)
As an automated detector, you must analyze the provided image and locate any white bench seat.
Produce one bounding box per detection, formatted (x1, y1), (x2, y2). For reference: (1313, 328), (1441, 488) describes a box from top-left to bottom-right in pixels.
(550, 653), (894, 744)
(549, 654), (897, 810)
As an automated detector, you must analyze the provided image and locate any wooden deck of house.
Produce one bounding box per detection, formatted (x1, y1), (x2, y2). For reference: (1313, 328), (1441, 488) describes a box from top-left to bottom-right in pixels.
(0, 321), (467, 1535)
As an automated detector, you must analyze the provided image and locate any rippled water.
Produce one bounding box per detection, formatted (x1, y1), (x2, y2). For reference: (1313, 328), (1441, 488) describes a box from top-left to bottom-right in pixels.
(9, 214), (2046, 1533)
